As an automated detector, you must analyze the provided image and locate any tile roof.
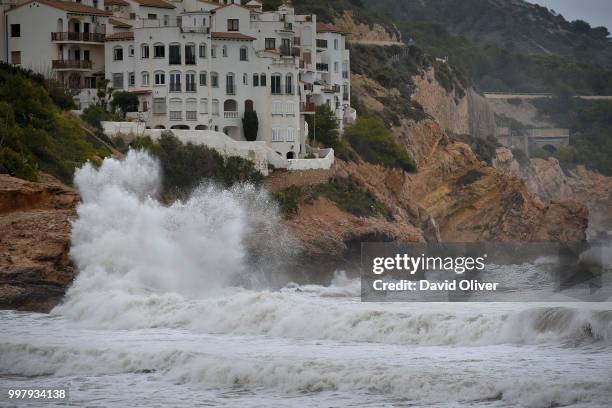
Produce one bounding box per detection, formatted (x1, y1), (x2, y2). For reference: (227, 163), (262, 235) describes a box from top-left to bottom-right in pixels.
(132, 0), (175, 9)
(211, 31), (256, 41)
(109, 17), (132, 28)
(9, 0), (111, 16)
(105, 31), (134, 41)
(104, 0), (129, 6)
(212, 2), (252, 12)
(316, 22), (345, 34)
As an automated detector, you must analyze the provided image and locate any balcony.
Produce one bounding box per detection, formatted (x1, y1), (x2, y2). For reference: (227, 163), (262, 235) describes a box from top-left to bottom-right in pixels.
(52, 59), (92, 70)
(51, 32), (105, 43)
(224, 111), (238, 119)
(300, 102), (316, 113)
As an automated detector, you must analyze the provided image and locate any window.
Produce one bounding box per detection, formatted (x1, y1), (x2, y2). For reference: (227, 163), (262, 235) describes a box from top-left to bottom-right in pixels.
(163, 15), (170, 26)
(186, 72), (196, 92)
(199, 43), (206, 58)
(154, 71), (165, 85)
(265, 38), (276, 50)
(186, 98), (197, 121)
(222, 45), (227, 57)
(226, 73), (235, 95)
(142, 71), (150, 86)
(285, 74), (293, 94)
(271, 74), (282, 94)
(153, 98), (166, 115)
(227, 19), (239, 31)
(129, 45), (134, 57)
(185, 43), (196, 65)
(211, 72), (218, 88)
(129, 12), (136, 20)
(334, 61), (339, 73)
(253, 74), (259, 87)
(240, 46), (248, 61)
(271, 127), (283, 142)
(128, 72), (135, 87)
(154, 43), (165, 58)
(169, 98), (182, 120)
(211, 45), (217, 58)
(285, 102), (295, 115)
(10, 24), (20, 38)
(271, 101), (283, 115)
(200, 98), (208, 114)
(243, 73), (248, 85)
(334, 38), (339, 50)
(199, 71), (207, 86)
(10, 51), (21, 65)
(112, 73), (124, 89)
(286, 127), (295, 142)
(260, 73), (266, 86)
(141, 44), (149, 59)
(169, 43), (181, 64)
(212, 99), (219, 116)
(169, 72), (181, 92)
(113, 46), (123, 61)
(148, 13), (157, 20)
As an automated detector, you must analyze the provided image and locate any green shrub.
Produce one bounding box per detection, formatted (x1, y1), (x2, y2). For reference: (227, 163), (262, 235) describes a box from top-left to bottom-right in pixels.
(132, 133), (263, 199)
(81, 105), (120, 130)
(0, 147), (38, 181)
(242, 110), (259, 141)
(110, 91), (139, 118)
(274, 185), (302, 216)
(344, 116), (416, 172)
(306, 104), (340, 148)
(312, 176), (392, 219)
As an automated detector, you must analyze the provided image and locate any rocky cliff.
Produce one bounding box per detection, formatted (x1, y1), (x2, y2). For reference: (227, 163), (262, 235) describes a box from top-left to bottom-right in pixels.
(334, 11), (403, 45)
(0, 174), (78, 312)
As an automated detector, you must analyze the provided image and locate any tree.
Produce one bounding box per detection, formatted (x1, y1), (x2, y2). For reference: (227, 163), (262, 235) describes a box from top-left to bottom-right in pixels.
(96, 78), (112, 109)
(306, 104), (339, 148)
(242, 110), (259, 141)
(110, 91), (139, 118)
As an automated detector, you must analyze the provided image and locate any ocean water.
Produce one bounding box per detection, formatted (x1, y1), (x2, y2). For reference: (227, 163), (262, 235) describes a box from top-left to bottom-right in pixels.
(1, 152), (610, 408)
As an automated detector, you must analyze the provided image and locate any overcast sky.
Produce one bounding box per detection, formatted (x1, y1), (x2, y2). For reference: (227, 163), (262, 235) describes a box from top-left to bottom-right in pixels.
(527, 0), (612, 32)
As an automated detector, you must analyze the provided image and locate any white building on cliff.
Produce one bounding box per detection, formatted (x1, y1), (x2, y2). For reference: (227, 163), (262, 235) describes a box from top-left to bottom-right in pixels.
(1, 0), (354, 160)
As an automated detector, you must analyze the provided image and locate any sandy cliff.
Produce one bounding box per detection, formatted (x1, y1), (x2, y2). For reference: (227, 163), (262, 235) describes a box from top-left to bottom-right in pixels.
(0, 174), (79, 312)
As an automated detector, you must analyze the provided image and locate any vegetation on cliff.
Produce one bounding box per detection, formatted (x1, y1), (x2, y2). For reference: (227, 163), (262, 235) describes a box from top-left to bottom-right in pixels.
(129, 133), (263, 200)
(0, 64), (109, 184)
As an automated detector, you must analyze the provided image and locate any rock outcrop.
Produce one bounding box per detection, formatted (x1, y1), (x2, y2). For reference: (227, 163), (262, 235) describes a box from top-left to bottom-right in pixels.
(0, 174), (79, 312)
(334, 11), (402, 45)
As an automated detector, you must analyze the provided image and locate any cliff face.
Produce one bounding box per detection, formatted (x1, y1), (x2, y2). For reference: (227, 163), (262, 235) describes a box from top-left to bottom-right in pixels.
(0, 174), (79, 312)
(411, 68), (496, 138)
(334, 11), (403, 45)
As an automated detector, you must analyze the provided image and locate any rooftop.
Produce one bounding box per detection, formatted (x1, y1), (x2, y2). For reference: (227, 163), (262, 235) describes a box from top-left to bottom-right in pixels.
(9, 0), (111, 16)
(211, 31), (256, 41)
(131, 0), (175, 9)
(105, 31), (134, 41)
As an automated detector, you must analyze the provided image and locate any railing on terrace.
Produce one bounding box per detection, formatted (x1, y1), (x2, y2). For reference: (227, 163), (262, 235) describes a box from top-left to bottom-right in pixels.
(51, 32), (105, 42)
(224, 111), (239, 119)
(52, 60), (92, 70)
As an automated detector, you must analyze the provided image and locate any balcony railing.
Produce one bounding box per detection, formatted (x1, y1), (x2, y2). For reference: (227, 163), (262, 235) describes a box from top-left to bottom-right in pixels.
(52, 60), (92, 70)
(51, 32), (105, 42)
(300, 102), (316, 113)
(224, 111), (238, 119)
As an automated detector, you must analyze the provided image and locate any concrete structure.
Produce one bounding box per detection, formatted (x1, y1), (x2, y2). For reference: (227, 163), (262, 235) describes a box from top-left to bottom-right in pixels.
(495, 126), (570, 156)
(1, 0), (353, 162)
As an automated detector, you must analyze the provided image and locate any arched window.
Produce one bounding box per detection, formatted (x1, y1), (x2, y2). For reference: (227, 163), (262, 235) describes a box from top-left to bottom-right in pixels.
(154, 70), (165, 85)
(169, 42), (181, 64)
(211, 72), (218, 87)
(169, 70), (181, 92)
(141, 71), (150, 86)
(185, 71), (196, 92)
(128, 45), (134, 57)
(199, 43), (207, 58)
(141, 43), (149, 59)
(226, 73), (235, 95)
(113, 46), (123, 61)
(285, 73), (293, 94)
(199, 71), (207, 86)
(271, 73), (282, 94)
(153, 43), (165, 58)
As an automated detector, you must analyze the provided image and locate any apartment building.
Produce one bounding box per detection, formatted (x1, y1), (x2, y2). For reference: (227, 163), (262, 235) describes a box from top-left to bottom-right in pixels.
(2, 0), (353, 159)
(3, 0), (110, 107)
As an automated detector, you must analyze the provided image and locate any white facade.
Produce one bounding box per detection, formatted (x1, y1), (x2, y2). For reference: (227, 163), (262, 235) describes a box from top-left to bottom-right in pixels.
(1, 0), (352, 160)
